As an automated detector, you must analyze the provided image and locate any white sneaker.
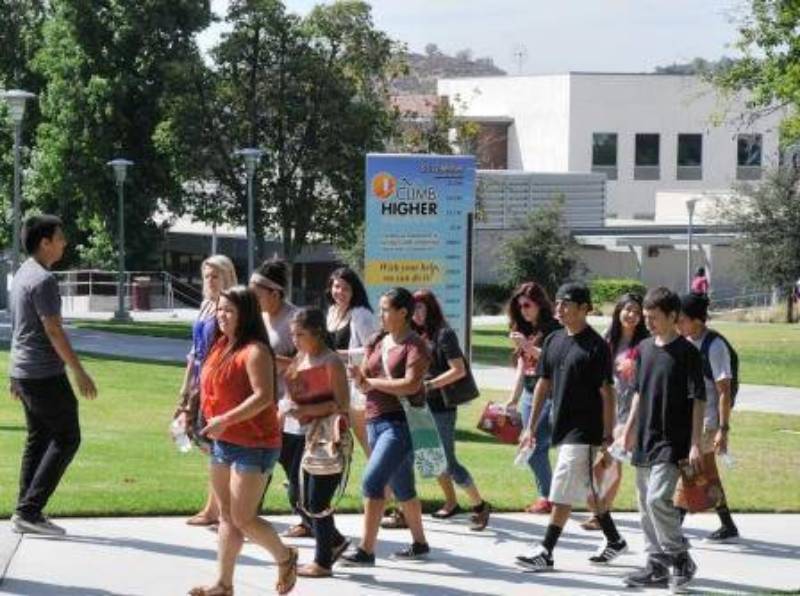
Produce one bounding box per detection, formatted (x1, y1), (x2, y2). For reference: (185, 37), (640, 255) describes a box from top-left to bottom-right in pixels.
(11, 514), (67, 536)
(515, 546), (554, 572)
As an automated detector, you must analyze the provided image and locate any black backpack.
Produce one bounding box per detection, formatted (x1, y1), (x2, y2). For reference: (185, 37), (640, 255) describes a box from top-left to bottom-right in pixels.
(699, 329), (739, 407)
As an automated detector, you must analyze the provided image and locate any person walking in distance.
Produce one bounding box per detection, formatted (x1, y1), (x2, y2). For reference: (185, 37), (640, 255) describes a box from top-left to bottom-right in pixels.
(9, 215), (98, 536)
(515, 282), (628, 572)
(678, 292), (739, 543)
(619, 287), (705, 590)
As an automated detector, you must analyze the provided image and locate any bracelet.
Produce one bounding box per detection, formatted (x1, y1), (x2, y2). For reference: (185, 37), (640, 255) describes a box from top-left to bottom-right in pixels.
(719, 424), (730, 433)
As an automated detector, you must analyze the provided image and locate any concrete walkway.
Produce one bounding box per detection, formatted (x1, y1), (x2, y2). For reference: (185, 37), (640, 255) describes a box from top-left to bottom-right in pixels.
(2, 322), (800, 415)
(1, 513), (798, 595)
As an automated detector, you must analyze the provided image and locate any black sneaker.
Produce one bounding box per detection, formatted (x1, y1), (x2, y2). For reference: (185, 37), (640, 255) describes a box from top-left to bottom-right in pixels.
(670, 552), (697, 592)
(515, 546), (554, 572)
(339, 547), (375, 567)
(391, 541), (430, 560)
(624, 561), (669, 588)
(589, 539), (628, 564)
(705, 525), (739, 543)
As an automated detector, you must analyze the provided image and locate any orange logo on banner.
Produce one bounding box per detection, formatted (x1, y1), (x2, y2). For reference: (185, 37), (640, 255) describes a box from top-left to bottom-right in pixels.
(371, 172), (396, 200)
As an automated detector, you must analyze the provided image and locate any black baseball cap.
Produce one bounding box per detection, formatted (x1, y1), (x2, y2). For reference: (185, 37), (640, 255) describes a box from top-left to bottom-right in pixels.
(555, 282), (592, 307)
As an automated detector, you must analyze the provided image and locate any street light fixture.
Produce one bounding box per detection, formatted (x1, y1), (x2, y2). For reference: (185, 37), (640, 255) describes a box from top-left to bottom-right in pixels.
(686, 198), (699, 293)
(2, 89), (36, 272)
(234, 148), (264, 276)
(107, 158), (134, 322)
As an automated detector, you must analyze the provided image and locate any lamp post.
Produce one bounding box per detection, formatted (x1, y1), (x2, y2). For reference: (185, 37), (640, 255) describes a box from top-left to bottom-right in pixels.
(686, 198), (699, 293)
(2, 89), (36, 272)
(107, 158), (134, 322)
(234, 148), (264, 276)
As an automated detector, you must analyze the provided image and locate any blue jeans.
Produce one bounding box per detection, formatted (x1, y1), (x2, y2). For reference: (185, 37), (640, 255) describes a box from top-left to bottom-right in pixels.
(432, 409), (474, 487)
(302, 472), (346, 569)
(363, 418), (416, 501)
(211, 440), (281, 475)
(519, 390), (553, 499)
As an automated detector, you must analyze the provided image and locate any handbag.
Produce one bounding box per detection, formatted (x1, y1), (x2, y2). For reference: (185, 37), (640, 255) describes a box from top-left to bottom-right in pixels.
(435, 328), (480, 407)
(477, 401), (523, 445)
(382, 337), (447, 478)
(301, 413), (353, 476)
(298, 413), (353, 518)
(673, 454), (724, 513)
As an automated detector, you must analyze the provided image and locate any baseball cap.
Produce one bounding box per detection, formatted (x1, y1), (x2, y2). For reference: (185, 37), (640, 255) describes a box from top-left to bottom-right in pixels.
(555, 282), (592, 306)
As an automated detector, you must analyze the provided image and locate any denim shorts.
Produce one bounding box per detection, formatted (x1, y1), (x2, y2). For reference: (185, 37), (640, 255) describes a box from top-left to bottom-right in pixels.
(362, 417), (416, 502)
(211, 440), (281, 474)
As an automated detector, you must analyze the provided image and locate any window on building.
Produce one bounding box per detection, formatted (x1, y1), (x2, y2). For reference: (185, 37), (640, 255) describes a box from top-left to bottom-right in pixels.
(635, 133), (660, 180)
(737, 134), (763, 180)
(677, 134), (703, 180)
(591, 133), (617, 180)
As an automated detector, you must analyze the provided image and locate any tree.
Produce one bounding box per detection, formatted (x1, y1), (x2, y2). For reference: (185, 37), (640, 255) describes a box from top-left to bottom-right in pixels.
(158, 0), (401, 270)
(25, 0), (211, 268)
(497, 198), (582, 298)
(0, 0), (48, 249)
(716, 167), (800, 322)
(715, 1), (800, 140)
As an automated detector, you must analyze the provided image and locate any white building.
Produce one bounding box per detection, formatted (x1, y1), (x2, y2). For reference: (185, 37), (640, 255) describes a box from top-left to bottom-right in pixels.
(439, 73), (784, 220)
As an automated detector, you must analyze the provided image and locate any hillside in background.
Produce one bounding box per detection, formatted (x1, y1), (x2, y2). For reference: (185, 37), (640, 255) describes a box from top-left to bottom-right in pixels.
(392, 45), (506, 95)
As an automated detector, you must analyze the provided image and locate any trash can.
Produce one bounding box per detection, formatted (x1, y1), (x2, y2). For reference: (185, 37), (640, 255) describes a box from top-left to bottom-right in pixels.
(131, 276), (151, 311)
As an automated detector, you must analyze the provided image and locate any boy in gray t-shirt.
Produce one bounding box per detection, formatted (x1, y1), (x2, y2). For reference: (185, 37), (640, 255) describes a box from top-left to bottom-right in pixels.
(9, 215), (97, 537)
(679, 292), (739, 543)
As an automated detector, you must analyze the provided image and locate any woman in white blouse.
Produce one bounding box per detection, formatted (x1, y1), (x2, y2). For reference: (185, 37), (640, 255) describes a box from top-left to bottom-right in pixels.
(325, 266), (379, 453)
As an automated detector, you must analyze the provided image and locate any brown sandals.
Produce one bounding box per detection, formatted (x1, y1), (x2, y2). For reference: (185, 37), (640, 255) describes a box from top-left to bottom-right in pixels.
(276, 546), (298, 594)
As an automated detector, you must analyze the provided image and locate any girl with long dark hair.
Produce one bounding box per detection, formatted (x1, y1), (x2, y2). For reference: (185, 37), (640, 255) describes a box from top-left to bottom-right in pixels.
(412, 289), (491, 530)
(325, 266), (379, 454)
(581, 292), (648, 531)
(191, 286), (297, 595)
(504, 282), (561, 514)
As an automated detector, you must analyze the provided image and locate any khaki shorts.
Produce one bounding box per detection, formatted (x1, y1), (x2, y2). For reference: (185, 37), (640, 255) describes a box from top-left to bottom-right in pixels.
(549, 444), (602, 506)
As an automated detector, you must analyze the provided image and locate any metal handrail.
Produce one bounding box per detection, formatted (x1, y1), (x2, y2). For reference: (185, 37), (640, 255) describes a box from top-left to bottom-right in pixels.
(52, 270), (202, 309)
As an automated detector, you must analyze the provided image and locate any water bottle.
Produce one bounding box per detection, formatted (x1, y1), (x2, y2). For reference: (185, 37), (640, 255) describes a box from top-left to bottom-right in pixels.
(608, 444), (632, 464)
(514, 446), (532, 467)
(720, 450), (736, 468)
(170, 418), (192, 453)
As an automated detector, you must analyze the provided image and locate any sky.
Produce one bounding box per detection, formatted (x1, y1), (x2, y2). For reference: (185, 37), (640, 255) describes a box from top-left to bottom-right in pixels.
(197, 0), (745, 74)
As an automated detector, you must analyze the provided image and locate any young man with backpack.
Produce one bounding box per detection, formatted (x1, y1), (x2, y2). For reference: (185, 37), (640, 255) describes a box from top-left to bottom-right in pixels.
(678, 292), (739, 543)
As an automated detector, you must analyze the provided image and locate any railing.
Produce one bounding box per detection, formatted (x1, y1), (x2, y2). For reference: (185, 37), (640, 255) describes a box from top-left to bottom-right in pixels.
(52, 270), (203, 311)
(709, 291), (773, 312)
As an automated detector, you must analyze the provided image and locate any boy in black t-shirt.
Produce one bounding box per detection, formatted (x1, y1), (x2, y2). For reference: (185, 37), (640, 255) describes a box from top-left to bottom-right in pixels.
(516, 283), (628, 572)
(619, 287), (705, 590)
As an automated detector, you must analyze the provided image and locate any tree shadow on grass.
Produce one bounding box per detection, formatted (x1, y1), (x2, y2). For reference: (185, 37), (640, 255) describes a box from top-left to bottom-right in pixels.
(0, 425), (26, 432)
(454, 428), (502, 444)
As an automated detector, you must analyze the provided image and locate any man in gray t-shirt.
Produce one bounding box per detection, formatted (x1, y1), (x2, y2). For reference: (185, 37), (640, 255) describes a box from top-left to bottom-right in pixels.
(9, 215), (97, 537)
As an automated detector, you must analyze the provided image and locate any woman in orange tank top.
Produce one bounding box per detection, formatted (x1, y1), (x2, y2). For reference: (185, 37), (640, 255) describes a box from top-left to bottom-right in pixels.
(190, 286), (297, 596)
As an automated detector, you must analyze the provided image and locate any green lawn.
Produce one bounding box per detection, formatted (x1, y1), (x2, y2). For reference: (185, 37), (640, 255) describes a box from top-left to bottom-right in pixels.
(472, 321), (800, 388)
(2, 350), (799, 517)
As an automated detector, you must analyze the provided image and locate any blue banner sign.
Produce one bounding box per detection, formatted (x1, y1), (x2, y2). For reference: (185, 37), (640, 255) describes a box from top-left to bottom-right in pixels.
(364, 154), (476, 348)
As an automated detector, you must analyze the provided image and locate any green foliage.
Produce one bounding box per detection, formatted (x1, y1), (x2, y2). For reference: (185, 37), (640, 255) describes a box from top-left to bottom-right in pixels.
(473, 283), (510, 315)
(716, 167), (800, 321)
(158, 0), (401, 264)
(334, 220), (365, 276)
(589, 278), (647, 306)
(715, 0), (800, 142)
(76, 214), (117, 270)
(498, 199), (582, 299)
(23, 0), (211, 268)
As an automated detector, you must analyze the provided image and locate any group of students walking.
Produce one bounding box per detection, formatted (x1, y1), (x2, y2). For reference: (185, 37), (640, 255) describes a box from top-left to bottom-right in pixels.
(7, 214), (740, 595)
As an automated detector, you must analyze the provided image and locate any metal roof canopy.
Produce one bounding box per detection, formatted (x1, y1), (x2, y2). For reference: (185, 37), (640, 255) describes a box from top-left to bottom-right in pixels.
(575, 232), (736, 252)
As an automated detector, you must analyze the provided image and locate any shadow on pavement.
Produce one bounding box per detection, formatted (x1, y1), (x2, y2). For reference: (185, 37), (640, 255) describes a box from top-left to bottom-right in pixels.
(0, 578), (136, 596)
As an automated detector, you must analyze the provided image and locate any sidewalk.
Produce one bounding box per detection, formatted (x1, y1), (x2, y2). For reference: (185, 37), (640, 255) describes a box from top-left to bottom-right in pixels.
(1, 513), (798, 595)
